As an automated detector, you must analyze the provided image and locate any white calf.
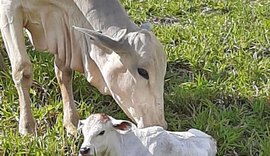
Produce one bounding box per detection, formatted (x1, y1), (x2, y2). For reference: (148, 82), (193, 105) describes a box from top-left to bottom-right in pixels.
(78, 114), (217, 156)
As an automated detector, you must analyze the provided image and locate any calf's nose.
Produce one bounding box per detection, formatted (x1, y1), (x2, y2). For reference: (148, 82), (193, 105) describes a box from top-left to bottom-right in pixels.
(80, 147), (91, 155)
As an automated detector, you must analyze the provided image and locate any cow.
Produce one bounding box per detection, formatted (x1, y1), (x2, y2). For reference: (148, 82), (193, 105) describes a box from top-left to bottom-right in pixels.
(0, 0), (167, 135)
(78, 113), (217, 156)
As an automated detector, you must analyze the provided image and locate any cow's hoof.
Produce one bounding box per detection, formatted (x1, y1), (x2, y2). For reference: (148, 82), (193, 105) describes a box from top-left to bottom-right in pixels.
(64, 123), (78, 136)
(19, 118), (36, 135)
(64, 113), (79, 136)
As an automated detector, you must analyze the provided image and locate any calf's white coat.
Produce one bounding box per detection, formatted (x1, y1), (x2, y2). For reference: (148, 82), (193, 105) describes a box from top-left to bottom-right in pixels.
(79, 114), (217, 156)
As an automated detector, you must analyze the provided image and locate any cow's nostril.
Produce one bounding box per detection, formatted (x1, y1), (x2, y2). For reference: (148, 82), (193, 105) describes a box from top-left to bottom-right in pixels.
(80, 147), (90, 155)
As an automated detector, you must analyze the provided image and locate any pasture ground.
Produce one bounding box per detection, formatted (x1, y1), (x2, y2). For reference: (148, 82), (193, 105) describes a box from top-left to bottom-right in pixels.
(1, 0), (270, 155)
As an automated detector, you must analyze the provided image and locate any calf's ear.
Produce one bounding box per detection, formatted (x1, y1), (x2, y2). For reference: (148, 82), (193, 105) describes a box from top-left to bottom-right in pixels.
(113, 121), (132, 131)
(109, 117), (132, 134)
(77, 119), (86, 133)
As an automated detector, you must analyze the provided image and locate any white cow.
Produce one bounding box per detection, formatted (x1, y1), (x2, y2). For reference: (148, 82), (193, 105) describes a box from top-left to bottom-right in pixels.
(78, 114), (217, 156)
(0, 0), (167, 135)
(74, 0), (167, 129)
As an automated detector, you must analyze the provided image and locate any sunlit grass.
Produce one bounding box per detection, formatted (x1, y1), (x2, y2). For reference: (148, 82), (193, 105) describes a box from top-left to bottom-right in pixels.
(1, 0), (270, 155)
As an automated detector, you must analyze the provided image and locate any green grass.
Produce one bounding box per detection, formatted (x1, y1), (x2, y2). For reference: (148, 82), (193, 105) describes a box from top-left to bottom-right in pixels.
(1, 0), (270, 155)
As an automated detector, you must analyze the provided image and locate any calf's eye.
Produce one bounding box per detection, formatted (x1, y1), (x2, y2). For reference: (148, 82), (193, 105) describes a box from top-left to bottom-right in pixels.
(137, 68), (149, 80)
(98, 130), (105, 136)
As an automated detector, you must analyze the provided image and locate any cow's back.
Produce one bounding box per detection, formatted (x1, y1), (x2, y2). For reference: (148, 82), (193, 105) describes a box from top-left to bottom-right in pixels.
(74, 0), (138, 35)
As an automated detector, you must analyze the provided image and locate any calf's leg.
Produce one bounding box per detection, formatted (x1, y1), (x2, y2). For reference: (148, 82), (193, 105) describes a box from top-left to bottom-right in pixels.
(54, 60), (79, 135)
(1, 8), (35, 135)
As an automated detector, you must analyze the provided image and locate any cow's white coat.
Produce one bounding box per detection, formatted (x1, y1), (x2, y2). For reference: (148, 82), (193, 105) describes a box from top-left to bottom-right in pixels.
(0, 0), (167, 135)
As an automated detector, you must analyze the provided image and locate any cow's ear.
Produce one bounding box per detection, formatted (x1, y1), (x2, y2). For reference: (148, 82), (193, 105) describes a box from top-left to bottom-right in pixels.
(140, 22), (151, 31)
(111, 28), (127, 42)
(73, 26), (128, 53)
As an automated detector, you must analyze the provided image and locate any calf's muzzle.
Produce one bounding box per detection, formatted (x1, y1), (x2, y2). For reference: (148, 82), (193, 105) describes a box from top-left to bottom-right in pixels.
(79, 147), (91, 155)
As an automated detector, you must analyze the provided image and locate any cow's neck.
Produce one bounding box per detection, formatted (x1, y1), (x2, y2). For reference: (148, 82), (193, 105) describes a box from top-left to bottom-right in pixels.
(74, 0), (139, 36)
(72, 0), (141, 95)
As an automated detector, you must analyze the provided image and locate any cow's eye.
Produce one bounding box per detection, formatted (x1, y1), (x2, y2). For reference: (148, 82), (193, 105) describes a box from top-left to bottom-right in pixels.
(137, 68), (149, 80)
(98, 130), (105, 136)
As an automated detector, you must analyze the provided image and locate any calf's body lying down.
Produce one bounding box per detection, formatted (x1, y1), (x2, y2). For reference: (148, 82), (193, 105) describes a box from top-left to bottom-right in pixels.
(79, 113), (217, 156)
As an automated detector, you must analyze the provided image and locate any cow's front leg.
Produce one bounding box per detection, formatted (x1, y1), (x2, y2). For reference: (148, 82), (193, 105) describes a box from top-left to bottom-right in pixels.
(54, 60), (79, 135)
(1, 9), (36, 135)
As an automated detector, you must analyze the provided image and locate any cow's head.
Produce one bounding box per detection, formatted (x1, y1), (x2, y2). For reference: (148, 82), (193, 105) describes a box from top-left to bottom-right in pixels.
(74, 26), (167, 129)
(78, 114), (133, 156)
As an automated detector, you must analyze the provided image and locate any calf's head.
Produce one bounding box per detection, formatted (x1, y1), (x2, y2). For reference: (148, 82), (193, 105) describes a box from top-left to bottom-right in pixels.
(78, 114), (133, 156)
(75, 26), (167, 128)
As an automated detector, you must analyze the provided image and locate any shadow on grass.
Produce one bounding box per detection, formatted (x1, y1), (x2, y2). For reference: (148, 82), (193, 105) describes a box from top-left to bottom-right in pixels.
(164, 58), (270, 156)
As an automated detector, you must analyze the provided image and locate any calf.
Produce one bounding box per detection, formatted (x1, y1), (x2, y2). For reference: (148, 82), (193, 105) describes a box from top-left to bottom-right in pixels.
(78, 114), (217, 156)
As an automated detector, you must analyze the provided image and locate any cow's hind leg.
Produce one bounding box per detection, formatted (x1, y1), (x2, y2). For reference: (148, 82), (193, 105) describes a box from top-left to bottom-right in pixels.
(54, 60), (79, 135)
(0, 8), (35, 135)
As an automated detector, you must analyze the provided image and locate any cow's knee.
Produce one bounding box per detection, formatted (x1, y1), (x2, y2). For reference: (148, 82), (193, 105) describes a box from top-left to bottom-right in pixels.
(12, 62), (33, 88)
